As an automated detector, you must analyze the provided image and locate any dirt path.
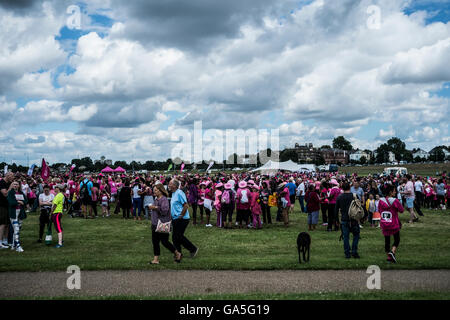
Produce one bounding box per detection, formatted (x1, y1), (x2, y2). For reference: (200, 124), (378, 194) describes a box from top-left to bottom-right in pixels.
(1, 269), (449, 298)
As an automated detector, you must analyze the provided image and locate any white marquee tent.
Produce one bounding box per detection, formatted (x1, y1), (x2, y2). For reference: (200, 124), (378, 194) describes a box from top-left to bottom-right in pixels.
(251, 160), (316, 175)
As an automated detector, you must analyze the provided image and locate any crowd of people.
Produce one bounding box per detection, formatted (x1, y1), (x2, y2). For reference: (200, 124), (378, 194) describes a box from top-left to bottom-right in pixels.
(0, 169), (449, 264)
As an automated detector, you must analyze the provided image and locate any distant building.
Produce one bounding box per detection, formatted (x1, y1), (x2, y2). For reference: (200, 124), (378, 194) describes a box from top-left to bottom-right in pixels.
(95, 156), (112, 166)
(350, 150), (371, 162)
(412, 149), (429, 159)
(321, 149), (349, 165)
(287, 143), (322, 163)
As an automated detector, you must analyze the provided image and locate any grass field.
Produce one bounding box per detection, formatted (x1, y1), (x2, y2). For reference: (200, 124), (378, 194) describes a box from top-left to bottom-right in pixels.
(1, 203), (450, 272)
(338, 163), (450, 177)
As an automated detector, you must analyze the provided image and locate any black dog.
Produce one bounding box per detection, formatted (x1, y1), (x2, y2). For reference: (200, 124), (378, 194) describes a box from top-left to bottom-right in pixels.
(297, 232), (311, 263)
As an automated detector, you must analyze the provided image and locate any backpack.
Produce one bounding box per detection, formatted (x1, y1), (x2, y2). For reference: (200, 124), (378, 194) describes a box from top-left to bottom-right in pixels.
(348, 193), (364, 221)
(240, 189), (249, 204)
(379, 198), (399, 231)
(80, 181), (90, 200)
(221, 190), (231, 204)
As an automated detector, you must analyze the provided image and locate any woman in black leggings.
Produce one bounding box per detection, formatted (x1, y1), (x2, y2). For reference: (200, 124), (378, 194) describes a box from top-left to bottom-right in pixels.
(148, 183), (181, 264)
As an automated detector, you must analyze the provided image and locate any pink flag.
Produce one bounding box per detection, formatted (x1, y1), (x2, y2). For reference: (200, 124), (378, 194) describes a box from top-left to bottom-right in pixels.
(181, 163), (185, 172)
(41, 158), (50, 181)
(70, 164), (76, 173)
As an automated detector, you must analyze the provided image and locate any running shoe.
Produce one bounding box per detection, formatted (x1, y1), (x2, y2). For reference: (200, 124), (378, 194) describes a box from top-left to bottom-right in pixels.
(55, 244), (63, 248)
(388, 251), (397, 263)
(16, 246), (24, 253)
(0, 244), (9, 249)
(190, 247), (199, 258)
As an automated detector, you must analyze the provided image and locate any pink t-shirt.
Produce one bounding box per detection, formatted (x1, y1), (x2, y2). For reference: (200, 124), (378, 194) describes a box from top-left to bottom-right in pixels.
(328, 187), (341, 204)
(378, 197), (404, 236)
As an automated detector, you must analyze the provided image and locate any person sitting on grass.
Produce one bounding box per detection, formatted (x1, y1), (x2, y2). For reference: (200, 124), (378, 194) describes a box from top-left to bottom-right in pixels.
(378, 184), (404, 264)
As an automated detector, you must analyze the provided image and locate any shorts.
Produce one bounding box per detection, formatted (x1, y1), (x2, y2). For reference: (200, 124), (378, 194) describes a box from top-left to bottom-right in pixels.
(289, 195), (296, 205)
(81, 197), (91, 206)
(52, 212), (63, 233)
(308, 211), (319, 225)
(0, 206), (9, 225)
(406, 198), (414, 209)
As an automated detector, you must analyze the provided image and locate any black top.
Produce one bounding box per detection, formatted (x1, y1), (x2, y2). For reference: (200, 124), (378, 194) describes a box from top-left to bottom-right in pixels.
(335, 192), (354, 222)
(0, 180), (11, 208)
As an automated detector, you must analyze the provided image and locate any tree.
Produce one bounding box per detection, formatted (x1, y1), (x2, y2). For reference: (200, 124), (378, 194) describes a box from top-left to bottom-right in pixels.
(429, 147), (445, 162)
(320, 145), (331, 150)
(332, 136), (352, 151)
(280, 149), (298, 162)
(360, 156), (367, 165)
(386, 137), (406, 161)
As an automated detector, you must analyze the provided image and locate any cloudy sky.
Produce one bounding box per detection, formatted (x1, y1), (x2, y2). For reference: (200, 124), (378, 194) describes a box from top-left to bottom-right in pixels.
(0, 0), (449, 165)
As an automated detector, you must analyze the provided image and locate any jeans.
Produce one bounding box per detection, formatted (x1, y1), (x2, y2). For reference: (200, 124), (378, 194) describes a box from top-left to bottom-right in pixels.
(172, 218), (197, 254)
(39, 207), (51, 240)
(261, 203), (272, 224)
(132, 198), (142, 217)
(298, 196), (306, 213)
(341, 221), (360, 257)
(321, 203), (328, 224)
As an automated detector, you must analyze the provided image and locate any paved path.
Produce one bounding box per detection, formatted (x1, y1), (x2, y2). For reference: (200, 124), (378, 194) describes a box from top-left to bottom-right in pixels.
(1, 270), (449, 298)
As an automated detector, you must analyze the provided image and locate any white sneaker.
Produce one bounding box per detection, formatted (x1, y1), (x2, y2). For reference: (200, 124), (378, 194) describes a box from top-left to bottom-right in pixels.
(0, 244), (8, 249)
(359, 224), (363, 228)
(16, 246), (24, 253)
(206, 224), (212, 227)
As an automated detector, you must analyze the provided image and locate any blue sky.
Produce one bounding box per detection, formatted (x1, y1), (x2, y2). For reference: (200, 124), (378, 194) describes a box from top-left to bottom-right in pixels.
(0, 0), (449, 165)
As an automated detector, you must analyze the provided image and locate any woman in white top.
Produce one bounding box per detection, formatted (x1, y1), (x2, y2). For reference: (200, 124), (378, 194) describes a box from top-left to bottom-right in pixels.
(38, 185), (54, 243)
(132, 180), (144, 221)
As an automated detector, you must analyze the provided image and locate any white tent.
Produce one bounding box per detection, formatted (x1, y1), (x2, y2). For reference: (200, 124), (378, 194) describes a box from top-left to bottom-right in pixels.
(297, 164), (317, 173)
(251, 160), (316, 174)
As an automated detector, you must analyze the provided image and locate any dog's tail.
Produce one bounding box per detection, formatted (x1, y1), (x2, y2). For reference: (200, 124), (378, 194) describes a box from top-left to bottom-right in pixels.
(298, 246), (302, 263)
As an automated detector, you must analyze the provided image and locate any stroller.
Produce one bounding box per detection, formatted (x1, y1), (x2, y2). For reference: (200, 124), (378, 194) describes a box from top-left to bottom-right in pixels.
(67, 194), (82, 218)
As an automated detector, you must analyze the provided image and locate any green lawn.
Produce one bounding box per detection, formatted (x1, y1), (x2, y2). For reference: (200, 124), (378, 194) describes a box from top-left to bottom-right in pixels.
(339, 163), (450, 177)
(1, 203), (450, 272)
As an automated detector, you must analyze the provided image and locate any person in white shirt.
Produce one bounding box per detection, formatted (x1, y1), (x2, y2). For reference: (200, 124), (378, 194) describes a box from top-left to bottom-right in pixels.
(401, 175), (419, 224)
(37, 185), (54, 243)
(296, 179), (306, 213)
(414, 177), (424, 207)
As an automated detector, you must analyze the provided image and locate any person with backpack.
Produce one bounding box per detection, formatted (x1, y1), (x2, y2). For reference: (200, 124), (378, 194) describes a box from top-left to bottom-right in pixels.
(335, 182), (362, 259)
(236, 181), (251, 229)
(305, 184), (320, 231)
(214, 183), (224, 228)
(250, 185), (262, 229)
(79, 176), (93, 219)
(221, 183), (235, 229)
(378, 184), (404, 263)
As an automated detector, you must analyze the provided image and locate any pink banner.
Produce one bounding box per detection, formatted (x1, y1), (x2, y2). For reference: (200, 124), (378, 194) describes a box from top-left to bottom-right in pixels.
(41, 158), (50, 181)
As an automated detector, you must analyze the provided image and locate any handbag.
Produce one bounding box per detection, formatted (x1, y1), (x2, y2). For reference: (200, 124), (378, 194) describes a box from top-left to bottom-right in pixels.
(156, 219), (171, 233)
